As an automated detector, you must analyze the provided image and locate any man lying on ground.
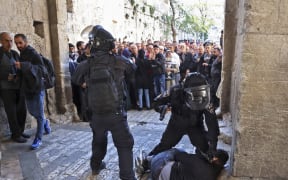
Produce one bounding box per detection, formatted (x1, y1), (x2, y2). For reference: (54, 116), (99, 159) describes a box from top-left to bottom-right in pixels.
(135, 148), (229, 180)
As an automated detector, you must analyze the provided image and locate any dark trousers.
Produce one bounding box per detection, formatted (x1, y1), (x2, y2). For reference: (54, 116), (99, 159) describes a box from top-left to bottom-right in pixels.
(90, 114), (136, 180)
(149, 115), (209, 156)
(71, 83), (82, 116)
(0, 89), (27, 138)
(210, 76), (221, 108)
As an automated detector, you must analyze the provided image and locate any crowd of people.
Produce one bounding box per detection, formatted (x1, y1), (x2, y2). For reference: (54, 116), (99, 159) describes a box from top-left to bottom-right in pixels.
(69, 36), (223, 121)
(69, 25), (227, 180)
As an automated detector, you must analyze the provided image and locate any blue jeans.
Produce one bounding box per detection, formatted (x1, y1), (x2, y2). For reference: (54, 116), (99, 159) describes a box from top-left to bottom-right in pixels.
(138, 88), (150, 108)
(153, 74), (166, 96)
(151, 148), (183, 180)
(25, 90), (46, 139)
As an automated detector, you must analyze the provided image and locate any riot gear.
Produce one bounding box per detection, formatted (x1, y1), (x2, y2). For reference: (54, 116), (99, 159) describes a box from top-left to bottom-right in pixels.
(149, 73), (219, 158)
(88, 25), (115, 52)
(183, 72), (210, 110)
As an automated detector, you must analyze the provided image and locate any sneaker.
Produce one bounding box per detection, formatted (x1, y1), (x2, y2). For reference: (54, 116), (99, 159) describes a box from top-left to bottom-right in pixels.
(31, 138), (42, 150)
(44, 119), (51, 134)
(92, 162), (106, 175)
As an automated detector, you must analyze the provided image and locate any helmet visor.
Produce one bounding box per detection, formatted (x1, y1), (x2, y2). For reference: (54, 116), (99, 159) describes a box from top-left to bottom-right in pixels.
(184, 85), (210, 110)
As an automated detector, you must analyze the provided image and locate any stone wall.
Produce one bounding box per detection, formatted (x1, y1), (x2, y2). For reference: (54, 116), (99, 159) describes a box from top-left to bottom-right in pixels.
(66, 0), (169, 44)
(221, 0), (238, 114)
(227, 0), (288, 178)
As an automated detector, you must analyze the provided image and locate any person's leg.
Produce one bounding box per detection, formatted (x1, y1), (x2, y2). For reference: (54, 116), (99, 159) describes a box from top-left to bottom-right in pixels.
(130, 82), (138, 109)
(0, 89), (23, 141)
(16, 90), (27, 134)
(210, 76), (221, 108)
(71, 83), (82, 116)
(138, 88), (143, 109)
(90, 122), (108, 174)
(159, 74), (166, 94)
(25, 90), (46, 149)
(153, 76), (158, 97)
(175, 73), (181, 85)
(144, 89), (150, 109)
(110, 117), (135, 180)
(149, 118), (184, 156)
(187, 125), (209, 153)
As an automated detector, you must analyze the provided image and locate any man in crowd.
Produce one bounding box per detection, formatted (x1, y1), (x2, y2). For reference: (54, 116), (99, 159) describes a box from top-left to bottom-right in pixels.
(14, 33), (51, 150)
(149, 45), (166, 97)
(210, 47), (222, 108)
(68, 43), (82, 119)
(0, 32), (27, 143)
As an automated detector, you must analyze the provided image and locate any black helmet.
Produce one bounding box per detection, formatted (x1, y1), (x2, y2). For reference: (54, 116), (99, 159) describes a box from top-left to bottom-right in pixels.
(183, 72), (210, 110)
(88, 25), (115, 52)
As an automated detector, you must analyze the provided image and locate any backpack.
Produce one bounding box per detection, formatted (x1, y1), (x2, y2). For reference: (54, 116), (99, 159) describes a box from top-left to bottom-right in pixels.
(40, 54), (56, 89)
(87, 55), (120, 114)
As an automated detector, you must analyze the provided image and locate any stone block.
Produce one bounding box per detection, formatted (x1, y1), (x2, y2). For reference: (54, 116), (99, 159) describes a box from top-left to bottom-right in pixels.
(244, 0), (288, 34)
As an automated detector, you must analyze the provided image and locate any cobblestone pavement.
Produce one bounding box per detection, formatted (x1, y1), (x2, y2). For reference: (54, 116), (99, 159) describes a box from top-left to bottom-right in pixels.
(0, 109), (231, 180)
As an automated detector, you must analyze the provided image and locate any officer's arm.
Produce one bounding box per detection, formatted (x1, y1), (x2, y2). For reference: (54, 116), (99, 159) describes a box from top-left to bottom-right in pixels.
(152, 92), (170, 108)
(203, 106), (220, 152)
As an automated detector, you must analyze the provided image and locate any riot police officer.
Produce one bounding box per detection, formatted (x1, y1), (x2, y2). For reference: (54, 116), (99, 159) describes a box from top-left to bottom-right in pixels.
(72, 25), (136, 180)
(149, 72), (220, 157)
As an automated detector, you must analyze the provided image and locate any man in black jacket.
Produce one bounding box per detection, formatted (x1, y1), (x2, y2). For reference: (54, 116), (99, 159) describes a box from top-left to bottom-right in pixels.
(0, 32), (27, 143)
(178, 43), (197, 81)
(136, 148), (229, 180)
(14, 34), (51, 150)
(149, 45), (166, 97)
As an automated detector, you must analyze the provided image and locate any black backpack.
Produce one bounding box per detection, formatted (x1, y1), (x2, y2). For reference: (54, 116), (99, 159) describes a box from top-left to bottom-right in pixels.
(40, 54), (56, 89)
(87, 55), (120, 114)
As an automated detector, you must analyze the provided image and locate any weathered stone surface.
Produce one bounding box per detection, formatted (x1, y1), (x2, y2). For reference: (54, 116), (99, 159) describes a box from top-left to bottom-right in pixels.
(244, 0), (288, 35)
(228, 0), (288, 178)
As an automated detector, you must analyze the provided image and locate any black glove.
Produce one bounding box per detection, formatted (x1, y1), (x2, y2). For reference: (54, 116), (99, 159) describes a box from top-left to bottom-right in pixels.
(207, 142), (217, 160)
(159, 105), (168, 121)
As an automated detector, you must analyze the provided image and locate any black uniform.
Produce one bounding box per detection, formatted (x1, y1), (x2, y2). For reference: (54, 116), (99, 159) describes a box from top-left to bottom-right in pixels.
(72, 25), (136, 180)
(149, 80), (219, 156)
